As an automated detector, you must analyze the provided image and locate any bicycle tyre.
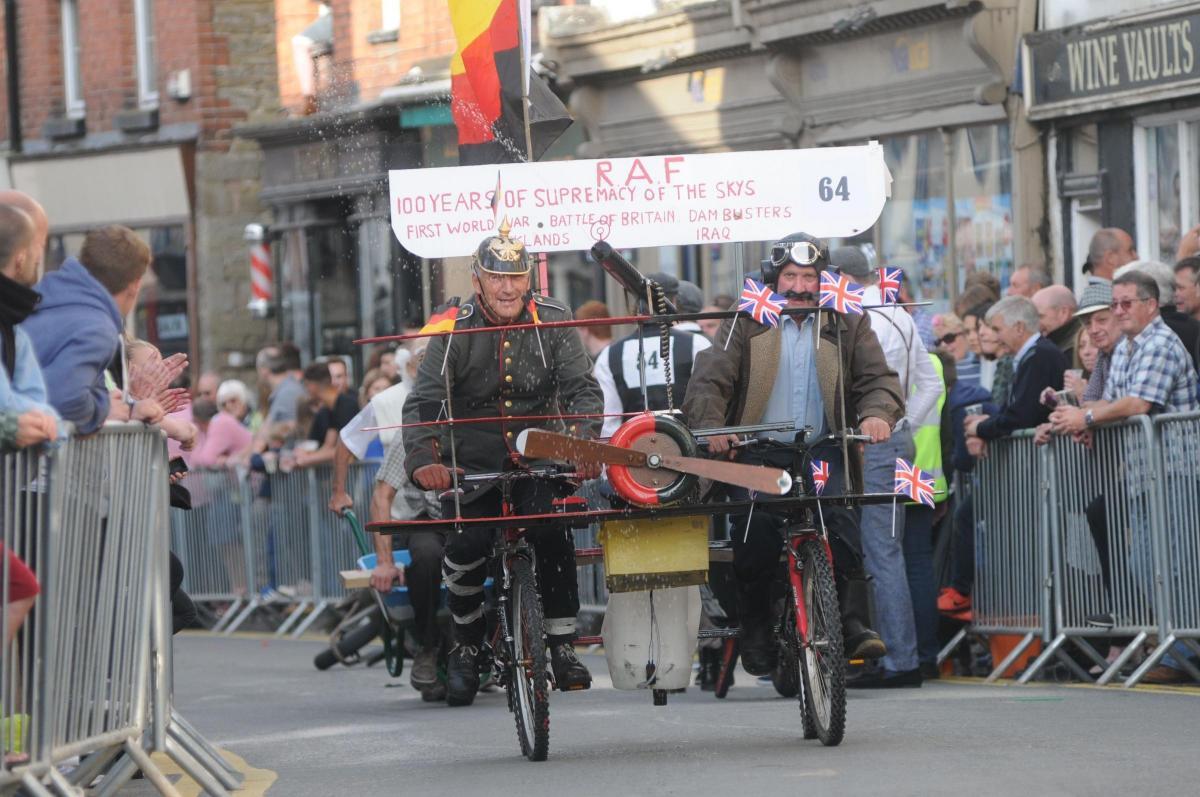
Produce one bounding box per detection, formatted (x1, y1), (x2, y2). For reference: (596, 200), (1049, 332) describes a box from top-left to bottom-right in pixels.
(796, 539), (846, 746)
(508, 557), (550, 762)
(783, 596), (819, 739)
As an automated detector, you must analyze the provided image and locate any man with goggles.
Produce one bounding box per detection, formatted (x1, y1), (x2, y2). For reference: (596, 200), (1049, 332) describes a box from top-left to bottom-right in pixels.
(403, 224), (603, 706)
(683, 231), (905, 675)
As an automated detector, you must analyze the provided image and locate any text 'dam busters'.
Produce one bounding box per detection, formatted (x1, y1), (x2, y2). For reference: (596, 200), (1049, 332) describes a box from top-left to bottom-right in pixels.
(389, 145), (892, 258)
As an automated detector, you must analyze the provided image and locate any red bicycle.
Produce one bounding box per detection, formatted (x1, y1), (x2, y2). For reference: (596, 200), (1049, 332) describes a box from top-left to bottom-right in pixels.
(726, 433), (870, 746)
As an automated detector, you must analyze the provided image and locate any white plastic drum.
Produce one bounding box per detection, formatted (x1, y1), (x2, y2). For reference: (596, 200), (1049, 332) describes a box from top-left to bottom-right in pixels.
(601, 586), (701, 691)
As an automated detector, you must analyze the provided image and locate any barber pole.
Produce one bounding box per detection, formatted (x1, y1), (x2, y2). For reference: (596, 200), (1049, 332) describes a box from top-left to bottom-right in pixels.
(245, 223), (272, 317)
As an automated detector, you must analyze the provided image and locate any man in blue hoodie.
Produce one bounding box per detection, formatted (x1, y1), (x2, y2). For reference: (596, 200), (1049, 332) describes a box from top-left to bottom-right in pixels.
(22, 225), (158, 433)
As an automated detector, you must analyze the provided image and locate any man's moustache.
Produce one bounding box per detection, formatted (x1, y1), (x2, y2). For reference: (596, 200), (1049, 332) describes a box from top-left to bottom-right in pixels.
(783, 290), (816, 302)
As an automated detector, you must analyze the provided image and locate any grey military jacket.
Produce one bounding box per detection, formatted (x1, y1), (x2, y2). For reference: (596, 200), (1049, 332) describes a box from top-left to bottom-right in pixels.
(402, 293), (603, 501)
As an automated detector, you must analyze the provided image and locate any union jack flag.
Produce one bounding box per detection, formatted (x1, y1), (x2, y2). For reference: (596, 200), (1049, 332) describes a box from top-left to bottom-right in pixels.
(894, 458), (936, 507)
(738, 278), (786, 328)
(811, 460), (830, 496)
(879, 267), (903, 304)
(818, 271), (865, 315)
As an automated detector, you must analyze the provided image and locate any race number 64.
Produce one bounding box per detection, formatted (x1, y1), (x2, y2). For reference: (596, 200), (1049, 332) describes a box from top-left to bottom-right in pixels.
(818, 176), (850, 202)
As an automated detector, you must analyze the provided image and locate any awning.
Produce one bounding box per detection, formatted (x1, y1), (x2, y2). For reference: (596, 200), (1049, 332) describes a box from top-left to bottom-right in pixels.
(10, 146), (190, 230)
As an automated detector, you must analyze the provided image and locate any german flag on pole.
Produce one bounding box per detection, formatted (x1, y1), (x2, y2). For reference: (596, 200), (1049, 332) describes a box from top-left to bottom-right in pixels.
(449, 0), (573, 166)
(419, 304), (460, 335)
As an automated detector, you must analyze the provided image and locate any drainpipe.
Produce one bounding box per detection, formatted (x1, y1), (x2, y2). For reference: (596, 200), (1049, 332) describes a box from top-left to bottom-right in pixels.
(4, 0), (20, 153)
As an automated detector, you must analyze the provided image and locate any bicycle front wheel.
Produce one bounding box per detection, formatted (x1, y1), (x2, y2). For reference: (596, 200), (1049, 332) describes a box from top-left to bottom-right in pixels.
(508, 556), (550, 761)
(796, 539), (846, 746)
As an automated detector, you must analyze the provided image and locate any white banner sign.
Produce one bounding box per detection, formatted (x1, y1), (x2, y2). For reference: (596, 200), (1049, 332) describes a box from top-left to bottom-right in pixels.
(389, 145), (891, 258)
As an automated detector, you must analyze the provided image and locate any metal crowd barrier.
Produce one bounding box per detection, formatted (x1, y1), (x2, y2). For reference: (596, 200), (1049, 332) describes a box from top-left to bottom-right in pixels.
(171, 461), (379, 636)
(1136, 412), (1200, 685)
(1, 425), (240, 796)
(937, 430), (1056, 682)
(943, 414), (1200, 687)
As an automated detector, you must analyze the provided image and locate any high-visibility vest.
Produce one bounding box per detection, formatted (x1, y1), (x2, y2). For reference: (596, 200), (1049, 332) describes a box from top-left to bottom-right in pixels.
(910, 353), (948, 505)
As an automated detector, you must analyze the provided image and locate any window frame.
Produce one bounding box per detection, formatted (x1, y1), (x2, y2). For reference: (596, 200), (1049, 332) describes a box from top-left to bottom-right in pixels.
(60, 0), (85, 119)
(134, 0), (159, 111)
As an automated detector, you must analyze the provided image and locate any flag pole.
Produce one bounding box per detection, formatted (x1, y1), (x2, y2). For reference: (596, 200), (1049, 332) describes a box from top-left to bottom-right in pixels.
(517, 0), (535, 165)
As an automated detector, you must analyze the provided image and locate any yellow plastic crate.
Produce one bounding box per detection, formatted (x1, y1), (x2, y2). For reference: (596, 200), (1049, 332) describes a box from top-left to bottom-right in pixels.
(598, 515), (709, 593)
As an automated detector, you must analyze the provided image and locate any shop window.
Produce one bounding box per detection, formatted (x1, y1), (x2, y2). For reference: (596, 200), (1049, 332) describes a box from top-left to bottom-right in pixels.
(832, 125), (1013, 308)
(46, 225), (190, 358)
(1135, 118), (1200, 264)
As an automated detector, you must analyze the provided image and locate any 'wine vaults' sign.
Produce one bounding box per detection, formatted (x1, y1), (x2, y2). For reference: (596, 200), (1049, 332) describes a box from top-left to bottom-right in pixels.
(1023, 10), (1200, 119)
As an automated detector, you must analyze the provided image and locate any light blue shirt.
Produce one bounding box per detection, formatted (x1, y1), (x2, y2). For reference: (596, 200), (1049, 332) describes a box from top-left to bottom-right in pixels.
(762, 315), (826, 442)
(1013, 332), (1041, 370)
(0, 326), (63, 425)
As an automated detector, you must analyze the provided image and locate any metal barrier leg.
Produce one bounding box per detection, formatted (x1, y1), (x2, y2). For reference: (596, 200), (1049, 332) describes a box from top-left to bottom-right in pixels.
(985, 632), (1035, 683)
(209, 597), (244, 634)
(290, 600), (330, 638)
(45, 767), (85, 796)
(19, 770), (58, 797)
(91, 752), (138, 797)
(274, 599), (312, 637)
(221, 598), (261, 635)
(167, 719), (242, 791)
(122, 736), (184, 797)
(171, 710), (241, 781)
(1016, 634), (1067, 684)
(935, 628), (967, 665)
(162, 734), (232, 797)
(1126, 634), (1176, 687)
(67, 746), (123, 788)
(1096, 630), (1147, 686)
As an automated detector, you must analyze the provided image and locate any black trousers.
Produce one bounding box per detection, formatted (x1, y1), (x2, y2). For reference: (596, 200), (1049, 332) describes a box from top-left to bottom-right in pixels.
(726, 443), (864, 620)
(441, 479), (579, 645)
(169, 551), (198, 633)
(394, 531), (444, 648)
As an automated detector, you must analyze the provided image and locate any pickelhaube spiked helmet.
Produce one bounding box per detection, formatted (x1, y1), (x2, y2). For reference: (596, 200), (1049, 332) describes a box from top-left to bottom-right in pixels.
(472, 219), (532, 276)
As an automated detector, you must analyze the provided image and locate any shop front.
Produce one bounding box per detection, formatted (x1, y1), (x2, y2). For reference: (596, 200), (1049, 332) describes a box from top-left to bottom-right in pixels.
(1025, 1), (1200, 283)
(10, 146), (197, 363)
(238, 104), (442, 376)
(547, 1), (1034, 308)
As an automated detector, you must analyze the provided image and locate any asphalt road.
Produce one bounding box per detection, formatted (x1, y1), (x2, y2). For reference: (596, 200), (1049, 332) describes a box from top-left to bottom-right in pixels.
(124, 633), (1198, 796)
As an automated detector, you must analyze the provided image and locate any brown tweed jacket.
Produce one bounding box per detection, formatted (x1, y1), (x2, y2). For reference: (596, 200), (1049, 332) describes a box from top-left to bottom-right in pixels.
(682, 309), (904, 493)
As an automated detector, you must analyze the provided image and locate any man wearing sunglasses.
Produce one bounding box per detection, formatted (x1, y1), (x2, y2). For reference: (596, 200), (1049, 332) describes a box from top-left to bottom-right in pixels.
(683, 231), (905, 675)
(1047, 271), (1199, 685)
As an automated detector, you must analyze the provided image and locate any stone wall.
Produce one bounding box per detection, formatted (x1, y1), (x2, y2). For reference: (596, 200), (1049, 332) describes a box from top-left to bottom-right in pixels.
(193, 0), (281, 375)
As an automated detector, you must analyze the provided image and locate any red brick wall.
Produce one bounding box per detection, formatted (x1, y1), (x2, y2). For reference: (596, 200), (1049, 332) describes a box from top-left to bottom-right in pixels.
(12, 0), (65, 140)
(0, 0), (274, 151)
(276, 0), (455, 116)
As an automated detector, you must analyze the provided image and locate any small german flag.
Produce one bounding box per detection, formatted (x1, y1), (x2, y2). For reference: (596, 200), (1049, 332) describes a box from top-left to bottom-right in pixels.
(526, 297), (540, 325)
(449, 0), (573, 165)
(420, 305), (459, 335)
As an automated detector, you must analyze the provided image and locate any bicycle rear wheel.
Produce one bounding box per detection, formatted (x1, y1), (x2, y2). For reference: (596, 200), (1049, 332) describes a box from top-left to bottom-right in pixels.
(508, 556), (550, 761)
(796, 539), (846, 746)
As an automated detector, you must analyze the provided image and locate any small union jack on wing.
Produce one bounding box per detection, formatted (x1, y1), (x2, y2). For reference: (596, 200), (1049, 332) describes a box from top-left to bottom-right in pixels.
(811, 460), (830, 496)
(738, 278), (786, 328)
(818, 271), (865, 315)
(894, 458), (936, 507)
(879, 267), (903, 304)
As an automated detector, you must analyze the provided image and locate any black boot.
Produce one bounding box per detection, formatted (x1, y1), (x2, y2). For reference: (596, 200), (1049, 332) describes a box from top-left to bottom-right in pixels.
(736, 579), (776, 676)
(446, 643), (481, 707)
(697, 647), (719, 691)
(548, 640), (592, 691)
(839, 576), (887, 661)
